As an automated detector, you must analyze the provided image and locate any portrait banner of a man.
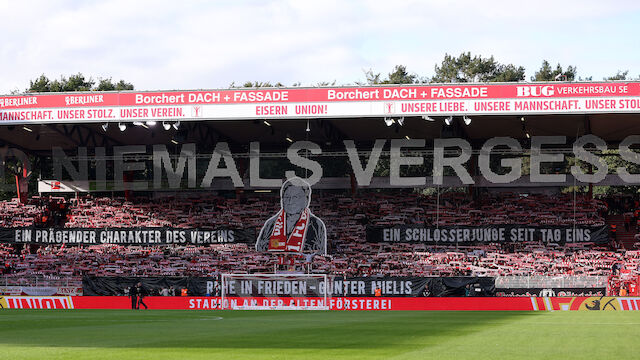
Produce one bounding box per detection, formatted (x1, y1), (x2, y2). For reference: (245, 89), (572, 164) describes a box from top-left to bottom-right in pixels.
(255, 177), (327, 255)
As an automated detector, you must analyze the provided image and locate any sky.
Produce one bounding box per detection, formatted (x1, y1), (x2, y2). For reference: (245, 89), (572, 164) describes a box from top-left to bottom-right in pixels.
(1, 0), (639, 94)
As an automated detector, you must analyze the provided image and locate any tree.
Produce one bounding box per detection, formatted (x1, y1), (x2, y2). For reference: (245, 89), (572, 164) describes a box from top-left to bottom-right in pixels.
(384, 65), (417, 84)
(358, 65), (420, 85)
(531, 60), (577, 81)
(229, 81), (284, 88)
(492, 64), (527, 82)
(315, 81), (336, 87)
(27, 73), (134, 92)
(605, 70), (628, 81)
(431, 52), (525, 83)
(96, 78), (134, 91)
(359, 69), (383, 85)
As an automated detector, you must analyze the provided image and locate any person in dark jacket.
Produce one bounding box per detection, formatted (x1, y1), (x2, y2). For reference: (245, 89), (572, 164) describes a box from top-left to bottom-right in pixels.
(136, 282), (148, 309)
(130, 284), (139, 309)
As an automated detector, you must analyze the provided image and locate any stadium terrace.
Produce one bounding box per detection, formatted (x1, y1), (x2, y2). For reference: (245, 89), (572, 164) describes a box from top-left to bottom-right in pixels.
(2, 81), (640, 317)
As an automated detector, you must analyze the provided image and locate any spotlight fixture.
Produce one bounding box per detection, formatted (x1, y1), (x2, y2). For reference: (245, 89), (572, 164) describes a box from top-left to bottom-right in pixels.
(172, 121), (180, 130)
(463, 116), (472, 126)
(526, 132), (530, 139)
(263, 120), (272, 127)
(520, 116), (525, 122)
(133, 121), (144, 126)
(384, 117), (395, 127)
(285, 135), (293, 143)
(444, 116), (453, 126)
(405, 135), (410, 140)
(118, 123), (126, 132)
(146, 120), (157, 126)
(396, 117), (405, 126)
(422, 115), (435, 121)
(23, 126), (32, 132)
(306, 120), (310, 132)
(162, 122), (171, 130)
(101, 123), (109, 132)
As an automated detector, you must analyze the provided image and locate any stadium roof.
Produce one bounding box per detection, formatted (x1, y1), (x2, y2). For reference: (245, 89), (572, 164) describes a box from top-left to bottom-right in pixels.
(0, 81), (639, 152)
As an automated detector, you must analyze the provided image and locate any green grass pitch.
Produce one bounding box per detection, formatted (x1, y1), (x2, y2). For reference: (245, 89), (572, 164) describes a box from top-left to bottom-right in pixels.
(0, 310), (638, 359)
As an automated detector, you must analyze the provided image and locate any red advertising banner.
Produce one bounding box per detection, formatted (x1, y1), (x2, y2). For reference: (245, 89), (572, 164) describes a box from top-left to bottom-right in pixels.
(4, 296), (640, 311)
(1, 82), (639, 124)
(69, 296), (537, 311)
(3, 296), (640, 311)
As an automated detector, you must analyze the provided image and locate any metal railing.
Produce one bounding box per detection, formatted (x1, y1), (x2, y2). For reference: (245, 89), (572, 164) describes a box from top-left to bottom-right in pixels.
(0, 275), (82, 288)
(494, 275), (608, 288)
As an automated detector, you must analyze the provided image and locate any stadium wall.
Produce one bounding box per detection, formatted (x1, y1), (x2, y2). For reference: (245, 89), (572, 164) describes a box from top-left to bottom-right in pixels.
(2, 296), (640, 311)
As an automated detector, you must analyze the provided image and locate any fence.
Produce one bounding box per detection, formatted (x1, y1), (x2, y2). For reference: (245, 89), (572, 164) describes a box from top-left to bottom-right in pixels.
(494, 275), (608, 289)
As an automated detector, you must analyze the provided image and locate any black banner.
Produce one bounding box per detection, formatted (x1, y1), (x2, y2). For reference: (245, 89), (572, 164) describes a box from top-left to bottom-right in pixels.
(495, 287), (607, 297)
(221, 277), (433, 297)
(83, 276), (496, 297)
(424, 277), (496, 297)
(366, 225), (609, 244)
(82, 276), (219, 296)
(330, 277), (495, 297)
(1, 227), (255, 246)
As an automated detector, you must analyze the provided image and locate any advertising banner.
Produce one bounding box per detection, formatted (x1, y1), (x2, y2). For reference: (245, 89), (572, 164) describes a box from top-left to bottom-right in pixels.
(3, 295), (640, 311)
(531, 296), (640, 311)
(0, 296), (74, 309)
(366, 225), (609, 244)
(1, 227), (255, 246)
(1, 82), (640, 124)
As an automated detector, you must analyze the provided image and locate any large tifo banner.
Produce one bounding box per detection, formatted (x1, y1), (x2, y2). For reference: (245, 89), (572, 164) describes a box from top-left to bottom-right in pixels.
(0, 227), (255, 245)
(1, 82), (640, 124)
(3, 296), (640, 311)
(366, 225), (609, 244)
(82, 276), (496, 297)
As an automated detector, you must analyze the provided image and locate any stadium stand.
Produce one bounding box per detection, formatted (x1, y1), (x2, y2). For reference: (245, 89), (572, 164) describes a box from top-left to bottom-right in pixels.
(1, 191), (639, 284)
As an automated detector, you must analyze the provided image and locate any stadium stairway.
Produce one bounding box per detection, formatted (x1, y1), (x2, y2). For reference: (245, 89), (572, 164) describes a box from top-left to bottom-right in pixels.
(606, 214), (638, 249)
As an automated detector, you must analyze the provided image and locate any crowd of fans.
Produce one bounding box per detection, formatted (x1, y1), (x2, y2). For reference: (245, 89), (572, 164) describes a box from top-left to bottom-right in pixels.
(1, 190), (639, 284)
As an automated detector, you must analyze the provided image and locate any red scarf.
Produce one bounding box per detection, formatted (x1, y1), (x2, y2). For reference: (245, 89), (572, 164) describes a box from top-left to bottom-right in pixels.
(268, 208), (310, 252)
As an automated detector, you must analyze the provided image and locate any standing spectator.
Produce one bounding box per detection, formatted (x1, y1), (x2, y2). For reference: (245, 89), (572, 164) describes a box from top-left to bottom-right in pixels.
(136, 282), (148, 309)
(129, 284), (138, 310)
